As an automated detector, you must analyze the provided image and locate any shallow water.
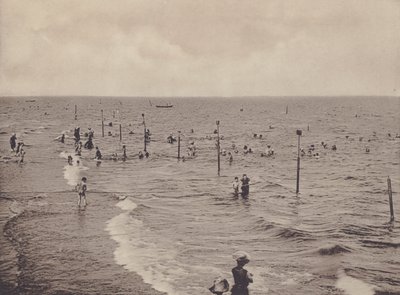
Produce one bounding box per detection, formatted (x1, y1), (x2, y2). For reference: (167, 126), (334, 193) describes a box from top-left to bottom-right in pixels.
(0, 96), (399, 294)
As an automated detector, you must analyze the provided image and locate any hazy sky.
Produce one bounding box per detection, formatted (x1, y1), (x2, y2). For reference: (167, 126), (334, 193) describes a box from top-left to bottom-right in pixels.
(0, 0), (399, 97)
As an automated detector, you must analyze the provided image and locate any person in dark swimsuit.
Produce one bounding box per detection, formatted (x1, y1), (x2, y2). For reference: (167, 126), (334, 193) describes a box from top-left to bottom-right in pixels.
(231, 252), (253, 295)
(10, 133), (17, 151)
(240, 174), (250, 198)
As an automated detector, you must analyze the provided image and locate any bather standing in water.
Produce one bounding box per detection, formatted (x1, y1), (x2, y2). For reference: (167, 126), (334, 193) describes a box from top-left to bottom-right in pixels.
(240, 174), (250, 198)
(10, 133), (17, 151)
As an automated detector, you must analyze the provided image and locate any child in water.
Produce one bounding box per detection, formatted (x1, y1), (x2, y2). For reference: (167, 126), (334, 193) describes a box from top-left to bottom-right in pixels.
(232, 177), (240, 196)
(231, 251), (253, 295)
(76, 177), (87, 208)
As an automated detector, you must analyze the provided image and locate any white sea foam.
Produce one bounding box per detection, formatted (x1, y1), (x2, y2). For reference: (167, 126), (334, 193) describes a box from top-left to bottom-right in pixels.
(60, 152), (88, 187)
(105, 198), (180, 295)
(336, 270), (375, 295)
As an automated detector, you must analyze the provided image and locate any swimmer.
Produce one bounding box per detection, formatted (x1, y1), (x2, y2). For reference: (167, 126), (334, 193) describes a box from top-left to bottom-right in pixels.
(122, 145), (127, 161)
(18, 144), (25, 163)
(232, 177), (240, 195)
(241, 174), (250, 198)
(365, 147), (370, 153)
(228, 152), (233, 163)
(9, 133), (17, 151)
(67, 155), (73, 165)
(76, 177), (88, 207)
(138, 151), (144, 159)
(332, 145), (337, 151)
(145, 151), (150, 158)
(95, 147), (102, 160)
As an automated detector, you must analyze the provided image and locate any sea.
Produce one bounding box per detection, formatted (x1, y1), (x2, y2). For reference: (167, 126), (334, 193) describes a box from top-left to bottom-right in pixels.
(0, 96), (399, 295)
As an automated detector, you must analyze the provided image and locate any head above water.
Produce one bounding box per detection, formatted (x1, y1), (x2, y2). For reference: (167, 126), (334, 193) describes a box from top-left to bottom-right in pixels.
(82, 177), (87, 182)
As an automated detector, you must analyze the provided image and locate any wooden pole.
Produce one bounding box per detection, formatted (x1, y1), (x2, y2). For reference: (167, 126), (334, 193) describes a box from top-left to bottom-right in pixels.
(387, 177), (394, 222)
(286, 105), (288, 114)
(101, 109), (104, 137)
(74, 105), (77, 120)
(296, 129), (302, 194)
(178, 131), (181, 159)
(217, 120), (220, 176)
(119, 124), (122, 141)
(307, 124), (310, 131)
(142, 114), (146, 152)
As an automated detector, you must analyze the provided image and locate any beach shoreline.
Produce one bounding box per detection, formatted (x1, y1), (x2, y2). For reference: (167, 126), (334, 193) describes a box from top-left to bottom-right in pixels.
(0, 167), (166, 295)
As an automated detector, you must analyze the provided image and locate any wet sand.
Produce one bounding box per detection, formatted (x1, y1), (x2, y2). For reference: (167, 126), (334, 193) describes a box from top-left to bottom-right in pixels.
(0, 164), (165, 295)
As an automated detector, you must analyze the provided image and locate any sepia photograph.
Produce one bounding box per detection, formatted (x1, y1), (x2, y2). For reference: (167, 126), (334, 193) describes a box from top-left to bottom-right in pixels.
(0, 1), (399, 294)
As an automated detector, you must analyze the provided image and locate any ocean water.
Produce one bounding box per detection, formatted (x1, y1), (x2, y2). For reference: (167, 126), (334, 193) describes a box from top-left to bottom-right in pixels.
(0, 96), (399, 295)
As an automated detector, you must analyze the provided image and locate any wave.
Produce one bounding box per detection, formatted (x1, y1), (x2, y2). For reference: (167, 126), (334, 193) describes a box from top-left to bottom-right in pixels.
(275, 227), (313, 240)
(360, 239), (400, 249)
(60, 152), (89, 187)
(336, 270), (376, 295)
(318, 244), (351, 256)
(105, 198), (179, 295)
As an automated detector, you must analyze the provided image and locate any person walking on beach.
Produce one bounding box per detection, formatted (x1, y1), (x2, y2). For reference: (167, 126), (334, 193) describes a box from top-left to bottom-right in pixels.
(231, 251), (253, 295)
(9, 133), (17, 151)
(240, 174), (250, 198)
(76, 177), (87, 207)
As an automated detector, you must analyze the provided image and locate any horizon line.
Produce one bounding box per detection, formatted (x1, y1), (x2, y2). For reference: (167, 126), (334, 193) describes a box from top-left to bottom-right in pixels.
(0, 95), (398, 99)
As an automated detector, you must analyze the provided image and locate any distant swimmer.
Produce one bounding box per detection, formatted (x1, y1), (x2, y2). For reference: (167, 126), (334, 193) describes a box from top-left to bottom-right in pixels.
(76, 177), (87, 208)
(365, 147), (370, 153)
(68, 155), (73, 165)
(138, 151), (144, 159)
(300, 148), (306, 157)
(9, 133), (17, 151)
(18, 144), (25, 163)
(122, 145), (127, 161)
(232, 177), (240, 196)
(145, 151), (150, 158)
(167, 134), (176, 144)
(231, 251), (253, 295)
(74, 127), (80, 142)
(75, 141), (82, 156)
(331, 144), (337, 151)
(16, 142), (23, 155)
(240, 174), (250, 198)
(95, 147), (102, 160)
(111, 153), (118, 161)
(228, 152), (233, 163)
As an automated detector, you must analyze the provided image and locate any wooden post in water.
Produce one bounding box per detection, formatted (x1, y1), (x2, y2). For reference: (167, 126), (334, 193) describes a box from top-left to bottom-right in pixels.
(286, 105), (288, 114)
(296, 129), (302, 194)
(142, 113), (147, 152)
(217, 120), (220, 176)
(307, 124), (310, 131)
(119, 124), (122, 141)
(101, 109), (104, 137)
(387, 177), (394, 222)
(74, 105), (77, 120)
(178, 131), (181, 159)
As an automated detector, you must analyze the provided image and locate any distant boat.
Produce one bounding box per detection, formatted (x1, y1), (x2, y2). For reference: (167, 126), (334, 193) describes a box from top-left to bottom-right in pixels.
(156, 103), (173, 108)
